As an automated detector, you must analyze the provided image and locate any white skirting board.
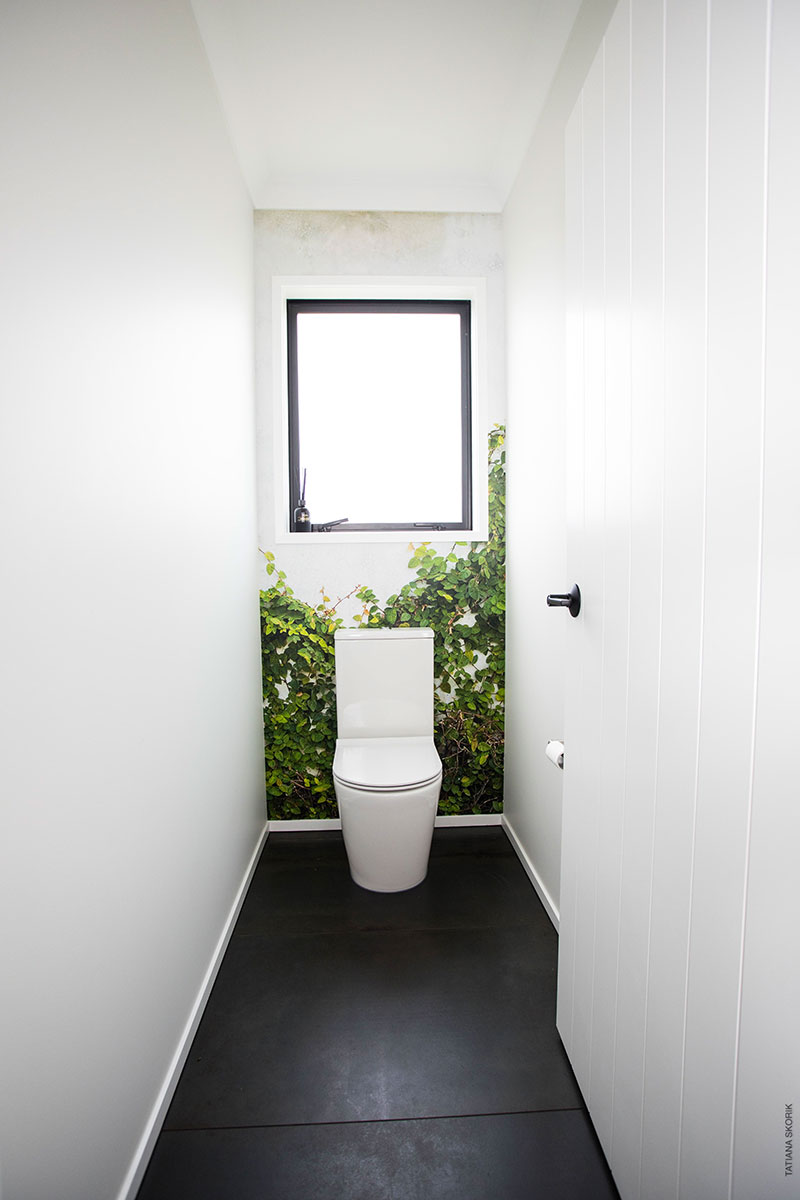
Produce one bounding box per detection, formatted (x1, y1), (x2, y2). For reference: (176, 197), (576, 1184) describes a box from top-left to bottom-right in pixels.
(117, 819), (270, 1200)
(268, 813), (503, 831)
(501, 814), (560, 932)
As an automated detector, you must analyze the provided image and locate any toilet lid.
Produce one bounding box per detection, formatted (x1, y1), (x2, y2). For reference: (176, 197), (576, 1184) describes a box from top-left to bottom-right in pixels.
(333, 737), (442, 792)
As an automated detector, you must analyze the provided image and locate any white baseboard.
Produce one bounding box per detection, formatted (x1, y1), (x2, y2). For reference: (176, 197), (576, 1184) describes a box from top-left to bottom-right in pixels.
(501, 814), (560, 932)
(117, 819), (270, 1200)
(434, 813), (502, 826)
(268, 813), (503, 831)
(268, 817), (343, 830)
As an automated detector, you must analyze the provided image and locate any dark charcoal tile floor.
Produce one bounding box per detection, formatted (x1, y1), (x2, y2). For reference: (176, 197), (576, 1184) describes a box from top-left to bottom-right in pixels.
(138, 828), (619, 1199)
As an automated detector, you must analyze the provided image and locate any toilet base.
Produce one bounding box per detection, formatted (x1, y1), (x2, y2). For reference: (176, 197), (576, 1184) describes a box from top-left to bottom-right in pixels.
(333, 775), (441, 893)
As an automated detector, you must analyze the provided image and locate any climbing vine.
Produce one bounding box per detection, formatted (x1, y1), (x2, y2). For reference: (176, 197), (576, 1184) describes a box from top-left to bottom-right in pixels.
(260, 425), (505, 818)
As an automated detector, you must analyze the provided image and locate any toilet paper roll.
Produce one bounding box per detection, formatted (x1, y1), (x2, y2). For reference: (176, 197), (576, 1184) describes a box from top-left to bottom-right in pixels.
(546, 740), (565, 769)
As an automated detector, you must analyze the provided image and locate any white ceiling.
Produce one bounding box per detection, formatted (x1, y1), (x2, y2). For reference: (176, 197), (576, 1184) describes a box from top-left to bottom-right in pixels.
(190, 0), (581, 212)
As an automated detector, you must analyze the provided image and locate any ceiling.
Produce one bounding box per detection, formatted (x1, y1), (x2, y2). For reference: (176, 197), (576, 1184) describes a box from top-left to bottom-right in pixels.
(190, 0), (582, 213)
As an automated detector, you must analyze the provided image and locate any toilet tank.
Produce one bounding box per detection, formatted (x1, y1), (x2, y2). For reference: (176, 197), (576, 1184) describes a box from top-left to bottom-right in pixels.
(334, 628), (434, 739)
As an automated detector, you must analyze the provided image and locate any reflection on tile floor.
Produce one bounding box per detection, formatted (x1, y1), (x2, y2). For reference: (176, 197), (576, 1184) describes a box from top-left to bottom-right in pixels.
(138, 828), (619, 1199)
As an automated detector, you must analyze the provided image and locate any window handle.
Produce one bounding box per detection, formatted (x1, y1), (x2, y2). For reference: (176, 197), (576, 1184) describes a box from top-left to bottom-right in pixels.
(314, 517), (349, 532)
(413, 523), (446, 531)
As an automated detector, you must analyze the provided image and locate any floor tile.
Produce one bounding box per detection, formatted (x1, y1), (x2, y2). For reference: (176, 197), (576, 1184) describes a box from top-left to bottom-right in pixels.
(140, 1110), (618, 1200)
(140, 829), (618, 1200)
(237, 830), (549, 938)
(427, 826), (514, 857)
(261, 827), (514, 865)
(164, 922), (580, 1130)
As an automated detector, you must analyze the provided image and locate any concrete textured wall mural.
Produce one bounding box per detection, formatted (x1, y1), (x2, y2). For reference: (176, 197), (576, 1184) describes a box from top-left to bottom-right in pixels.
(260, 426), (505, 819)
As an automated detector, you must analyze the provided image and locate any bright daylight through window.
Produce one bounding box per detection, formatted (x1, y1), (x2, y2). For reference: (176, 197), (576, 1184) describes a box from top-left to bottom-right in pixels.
(287, 299), (472, 532)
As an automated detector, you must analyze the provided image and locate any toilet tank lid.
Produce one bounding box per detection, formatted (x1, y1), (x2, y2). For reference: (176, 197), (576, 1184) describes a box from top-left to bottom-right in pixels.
(335, 627), (434, 641)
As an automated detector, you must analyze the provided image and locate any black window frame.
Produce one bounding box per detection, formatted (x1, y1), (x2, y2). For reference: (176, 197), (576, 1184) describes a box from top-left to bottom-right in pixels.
(286, 298), (473, 533)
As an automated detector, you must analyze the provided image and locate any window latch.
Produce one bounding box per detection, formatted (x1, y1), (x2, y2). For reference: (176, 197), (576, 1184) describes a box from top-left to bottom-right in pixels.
(314, 517), (349, 532)
(413, 523), (446, 531)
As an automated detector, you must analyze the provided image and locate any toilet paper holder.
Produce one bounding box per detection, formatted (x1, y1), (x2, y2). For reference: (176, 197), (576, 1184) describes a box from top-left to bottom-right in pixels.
(546, 740), (565, 769)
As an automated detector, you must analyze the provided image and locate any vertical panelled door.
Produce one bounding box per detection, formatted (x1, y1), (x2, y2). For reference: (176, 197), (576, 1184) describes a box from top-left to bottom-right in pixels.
(558, 2), (799, 1199)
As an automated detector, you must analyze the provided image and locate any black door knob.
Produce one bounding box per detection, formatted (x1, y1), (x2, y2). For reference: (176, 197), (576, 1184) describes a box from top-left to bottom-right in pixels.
(546, 584), (581, 618)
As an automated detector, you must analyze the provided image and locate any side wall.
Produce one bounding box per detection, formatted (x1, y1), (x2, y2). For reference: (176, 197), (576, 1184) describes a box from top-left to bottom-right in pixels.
(502, 0), (618, 921)
(0, 4), (265, 1198)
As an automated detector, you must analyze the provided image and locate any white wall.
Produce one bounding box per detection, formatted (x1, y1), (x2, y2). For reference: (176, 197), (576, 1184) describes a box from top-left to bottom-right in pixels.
(0, 4), (265, 1198)
(254, 210), (506, 608)
(557, 1), (800, 1197)
(502, 0), (617, 921)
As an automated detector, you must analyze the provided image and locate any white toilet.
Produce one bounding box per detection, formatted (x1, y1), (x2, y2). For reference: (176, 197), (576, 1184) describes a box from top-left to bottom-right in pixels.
(332, 628), (442, 892)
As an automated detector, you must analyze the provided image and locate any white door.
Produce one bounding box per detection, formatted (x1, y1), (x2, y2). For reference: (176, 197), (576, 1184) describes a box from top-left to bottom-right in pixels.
(556, 2), (800, 1199)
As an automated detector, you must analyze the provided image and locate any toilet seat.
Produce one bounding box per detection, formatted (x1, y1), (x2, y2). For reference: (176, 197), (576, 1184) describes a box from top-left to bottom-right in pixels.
(333, 736), (442, 793)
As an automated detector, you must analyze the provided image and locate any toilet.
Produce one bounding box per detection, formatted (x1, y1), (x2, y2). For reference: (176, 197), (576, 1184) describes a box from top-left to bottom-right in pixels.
(332, 628), (442, 892)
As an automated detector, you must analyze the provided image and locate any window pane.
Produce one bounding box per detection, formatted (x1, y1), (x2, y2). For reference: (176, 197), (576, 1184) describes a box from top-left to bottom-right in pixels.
(295, 311), (465, 525)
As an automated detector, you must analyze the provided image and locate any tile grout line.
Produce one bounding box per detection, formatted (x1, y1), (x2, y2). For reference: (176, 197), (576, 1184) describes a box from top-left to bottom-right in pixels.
(162, 1105), (590, 1135)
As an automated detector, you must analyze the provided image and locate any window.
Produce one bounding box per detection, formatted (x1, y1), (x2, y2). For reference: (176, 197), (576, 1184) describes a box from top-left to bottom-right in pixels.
(274, 280), (486, 541)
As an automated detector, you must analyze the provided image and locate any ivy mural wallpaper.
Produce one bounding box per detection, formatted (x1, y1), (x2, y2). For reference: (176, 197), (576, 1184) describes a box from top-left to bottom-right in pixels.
(260, 425), (505, 819)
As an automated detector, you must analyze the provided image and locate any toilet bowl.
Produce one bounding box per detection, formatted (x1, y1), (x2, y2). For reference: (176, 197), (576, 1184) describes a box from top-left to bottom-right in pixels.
(333, 736), (442, 891)
(332, 629), (442, 892)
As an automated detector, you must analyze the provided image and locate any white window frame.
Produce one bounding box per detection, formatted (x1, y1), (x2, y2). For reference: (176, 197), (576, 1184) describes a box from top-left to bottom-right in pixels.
(272, 276), (489, 544)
